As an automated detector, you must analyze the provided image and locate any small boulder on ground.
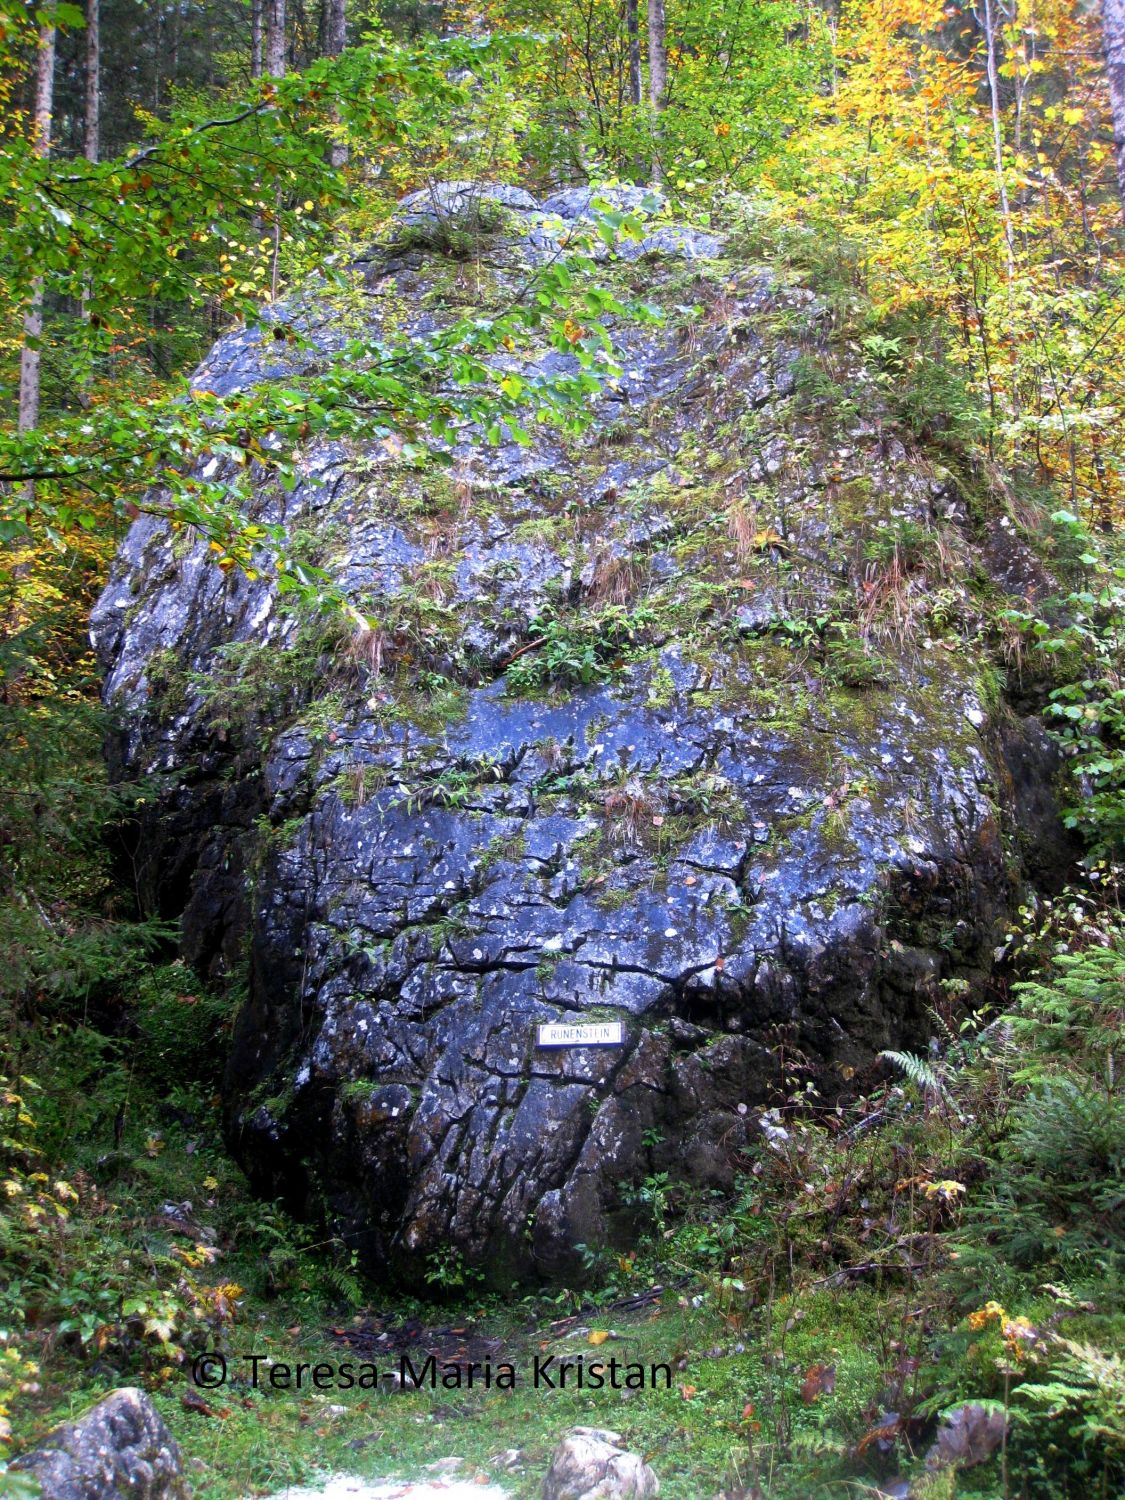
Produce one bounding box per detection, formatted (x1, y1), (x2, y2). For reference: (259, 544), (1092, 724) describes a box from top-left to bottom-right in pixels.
(542, 1428), (658, 1500)
(10, 1387), (189, 1500)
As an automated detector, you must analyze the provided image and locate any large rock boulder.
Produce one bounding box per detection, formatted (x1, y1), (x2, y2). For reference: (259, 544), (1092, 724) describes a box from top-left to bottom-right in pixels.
(91, 183), (1069, 1285)
(542, 1428), (658, 1500)
(10, 1388), (188, 1500)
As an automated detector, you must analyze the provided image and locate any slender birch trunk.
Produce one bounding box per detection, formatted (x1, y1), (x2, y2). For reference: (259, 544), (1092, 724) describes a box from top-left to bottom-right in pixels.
(324, 0), (347, 167)
(19, 20), (57, 440)
(265, 0), (286, 76)
(84, 0), (99, 162)
(626, 0), (642, 107)
(980, 0), (1016, 294)
(1102, 0), (1125, 227)
(647, 0), (666, 183)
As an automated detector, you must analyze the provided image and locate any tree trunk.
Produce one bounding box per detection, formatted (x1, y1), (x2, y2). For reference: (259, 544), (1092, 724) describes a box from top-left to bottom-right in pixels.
(251, 0), (263, 78)
(647, 0), (666, 182)
(323, 0), (347, 166)
(84, 0), (99, 162)
(80, 0), (99, 390)
(979, 0), (1015, 299)
(626, 0), (641, 106)
(19, 19), (57, 439)
(324, 0), (345, 55)
(647, 0), (666, 109)
(265, 0), (286, 76)
(1103, 0), (1125, 226)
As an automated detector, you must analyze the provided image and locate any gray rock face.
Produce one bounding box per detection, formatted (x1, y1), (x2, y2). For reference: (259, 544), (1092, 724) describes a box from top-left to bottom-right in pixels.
(92, 181), (1068, 1285)
(542, 1429), (658, 1500)
(11, 1388), (189, 1500)
(399, 180), (541, 217)
(541, 186), (665, 220)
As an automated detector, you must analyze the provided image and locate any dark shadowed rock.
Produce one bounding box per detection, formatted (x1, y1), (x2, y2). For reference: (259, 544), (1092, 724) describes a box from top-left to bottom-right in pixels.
(11, 1388), (189, 1500)
(91, 181), (1072, 1286)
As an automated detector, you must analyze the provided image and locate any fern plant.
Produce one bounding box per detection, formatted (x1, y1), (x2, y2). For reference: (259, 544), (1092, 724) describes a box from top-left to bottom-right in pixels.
(879, 1049), (943, 1093)
(1010, 1339), (1125, 1494)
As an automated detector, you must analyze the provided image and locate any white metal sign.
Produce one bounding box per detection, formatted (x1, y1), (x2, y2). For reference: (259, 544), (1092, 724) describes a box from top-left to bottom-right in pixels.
(536, 1021), (624, 1048)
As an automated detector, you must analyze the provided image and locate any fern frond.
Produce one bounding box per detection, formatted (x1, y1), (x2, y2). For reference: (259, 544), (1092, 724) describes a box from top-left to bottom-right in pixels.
(318, 1262), (365, 1309)
(879, 1049), (943, 1093)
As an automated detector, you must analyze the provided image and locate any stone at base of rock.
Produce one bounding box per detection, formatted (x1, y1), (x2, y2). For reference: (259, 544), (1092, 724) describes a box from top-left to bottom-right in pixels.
(542, 1428), (659, 1500)
(10, 1388), (189, 1500)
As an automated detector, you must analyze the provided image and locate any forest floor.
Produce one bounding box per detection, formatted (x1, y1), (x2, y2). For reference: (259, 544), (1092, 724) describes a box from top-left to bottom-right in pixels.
(8, 949), (1123, 1500)
(10, 1067), (888, 1499)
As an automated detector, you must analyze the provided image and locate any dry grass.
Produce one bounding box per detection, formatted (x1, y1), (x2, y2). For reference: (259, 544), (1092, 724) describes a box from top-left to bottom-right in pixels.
(409, 559), (454, 602)
(999, 611), (1029, 682)
(584, 549), (650, 605)
(857, 520), (960, 645)
(706, 289), (740, 329)
(726, 497), (760, 561)
(347, 625), (391, 678)
(602, 777), (657, 845)
(538, 735), (569, 774)
(344, 761), (372, 808)
(857, 551), (921, 644)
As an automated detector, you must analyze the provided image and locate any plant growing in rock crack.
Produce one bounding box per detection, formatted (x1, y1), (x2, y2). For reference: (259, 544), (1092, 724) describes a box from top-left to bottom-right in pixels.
(424, 1245), (483, 1292)
(823, 623), (887, 688)
(396, 753), (505, 812)
(583, 550), (652, 606)
(388, 196), (512, 261)
(189, 611), (348, 746)
(504, 603), (658, 692)
(620, 1170), (673, 1237)
(602, 777), (658, 845)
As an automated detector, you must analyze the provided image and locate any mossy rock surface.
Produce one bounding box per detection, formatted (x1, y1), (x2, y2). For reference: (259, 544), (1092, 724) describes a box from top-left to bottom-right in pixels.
(91, 182), (1073, 1287)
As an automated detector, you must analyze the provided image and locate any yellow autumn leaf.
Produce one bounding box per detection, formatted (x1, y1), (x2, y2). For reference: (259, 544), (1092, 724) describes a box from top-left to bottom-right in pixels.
(923, 1179), (966, 1200)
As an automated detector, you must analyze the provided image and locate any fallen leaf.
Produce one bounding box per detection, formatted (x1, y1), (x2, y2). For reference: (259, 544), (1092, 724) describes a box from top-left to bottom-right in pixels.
(856, 1412), (901, 1456)
(181, 1389), (215, 1417)
(800, 1363), (836, 1403)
